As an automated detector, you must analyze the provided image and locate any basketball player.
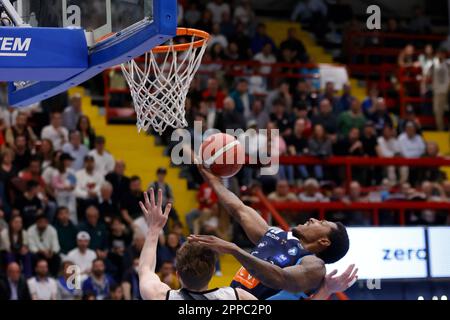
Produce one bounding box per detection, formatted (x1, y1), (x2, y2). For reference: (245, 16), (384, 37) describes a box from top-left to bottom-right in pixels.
(189, 165), (353, 300)
(138, 188), (257, 300)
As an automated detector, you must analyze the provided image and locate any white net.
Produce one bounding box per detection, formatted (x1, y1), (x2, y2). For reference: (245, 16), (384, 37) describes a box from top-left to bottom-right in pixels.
(121, 34), (208, 134)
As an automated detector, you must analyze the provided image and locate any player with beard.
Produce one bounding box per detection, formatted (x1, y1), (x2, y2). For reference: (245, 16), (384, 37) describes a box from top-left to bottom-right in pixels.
(189, 165), (355, 300)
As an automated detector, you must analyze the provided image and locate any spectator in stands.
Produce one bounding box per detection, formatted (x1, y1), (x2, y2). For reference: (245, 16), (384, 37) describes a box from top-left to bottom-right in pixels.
(377, 125), (401, 184)
(268, 180), (297, 201)
(336, 83), (355, 114)
(207, 0), (230, 24)
(428, 48), (449, 131)
(230, 78), (254, 118)
(320, 82), (338, 112)
(41, 112), (68, 151)
(0, 215), (33, 278)
(82, 258), (115, 300)
(398, 121), (426, 184)
(62, 94), (83, 131)
(78, 206), (108, 259)
(335, 127), (364, 157)
(52, 153), (77, 222)
(66, 231), (97, 279)
(246, 99), (270, 130)
(214, 96), (246, 131)
(209, 23), (228, 49)
(121, 176), (144, 226)
(157, 261), (181, 290)
(420, 141), (445, 183)
(62, 131), (89, 171)
(108, 283), (124, 300)
(121, 257), (141, 300)
(409, 6), (432, 34)
(14, 180), (43, 229)
(184, 2), (201, 27)
(149, 168), (179, 227)
(311, 98), (338, 137)
(270, 99), (294, 138)
(56, 260), (82, 300)
(75, 155), (104, 206)
(299, 178), (327, 203)
(195, 9), (213, 34)
(418, 44), (435, 77)
(251, 23), (276, 54)
(233, 0), (255, 27)
(337, 98), (366, 137)
(280, 28), (308, 62)
(4, 112), (37, 150)
(202, 78), (225, 110)
(286, 118), (310, 181)
(95, 181), (120, 225)
(53, 207), (77, 256)
(254, 43), (277, 75)
(0, 262), (31, 300)
(229, 23), (252, 59)
(399, 105), (422, 133)
(105, 160), (130, 204)
(12, 135), (31, 172)
(107, 217), (132, 281)
(123, 233), (144, 272)
(265, 81), (293, 113)
(36, 139), (54, 171)
(398, 44), (418, 68)
(76, 115), (96, 150)
(27, 259), (58, 300)
(186, 181), (218, 234)
(88, 136), (115, 176)
(361, 85), (380, 118)
(19, 157), (46, 190)
(345, 181), (371, 225)
(27, 215), (61, 276)
(220, 10), (235, 39)
(157, 232), (181, 271)
(369, 98), (394, 135)
(308, 124), (332, 180)
(0, 106), (19, 128)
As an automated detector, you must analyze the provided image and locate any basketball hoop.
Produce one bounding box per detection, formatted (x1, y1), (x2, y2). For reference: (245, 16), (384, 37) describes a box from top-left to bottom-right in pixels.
(121, 28), (210, 134)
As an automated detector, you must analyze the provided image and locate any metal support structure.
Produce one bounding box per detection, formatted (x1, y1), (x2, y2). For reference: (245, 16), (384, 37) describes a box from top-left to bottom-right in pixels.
(0, 0), (28, 26)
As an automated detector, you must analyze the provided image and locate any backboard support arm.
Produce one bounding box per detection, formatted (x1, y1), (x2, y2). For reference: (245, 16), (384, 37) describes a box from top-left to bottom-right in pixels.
(0, 0), (28, 26)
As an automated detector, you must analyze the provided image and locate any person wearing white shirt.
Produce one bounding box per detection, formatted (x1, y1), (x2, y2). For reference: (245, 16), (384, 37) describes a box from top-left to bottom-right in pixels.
(427, 50), (450, 131)
(41, 112), (69, 151)
(27, 259), (58, 300)
(398, 122), (426, 183)
(253, 43), (277, 75)
(207, 0), (230, 24)
(75, 155), (105, 200)
(209, 23), (228, 49)
(65, 232), (97, 281)
(27, 215), (61, 276)
(376, 125), (401, 183)
(88, 136), (115, 176)
(62, 131), (89, 171)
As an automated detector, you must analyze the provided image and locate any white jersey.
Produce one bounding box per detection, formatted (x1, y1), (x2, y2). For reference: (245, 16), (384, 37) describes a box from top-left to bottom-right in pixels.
(166, 287), (239, 300)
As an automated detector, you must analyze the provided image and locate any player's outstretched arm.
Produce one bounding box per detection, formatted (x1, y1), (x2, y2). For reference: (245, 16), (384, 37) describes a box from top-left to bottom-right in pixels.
(138, 189), (172, 300)
(196, 164), (269, 244)
(189, 235), (325, 293)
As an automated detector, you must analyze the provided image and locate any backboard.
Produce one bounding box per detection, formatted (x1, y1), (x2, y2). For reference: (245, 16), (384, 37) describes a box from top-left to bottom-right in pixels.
(16, 0), (153, 47)
(0, 0), (177, 107)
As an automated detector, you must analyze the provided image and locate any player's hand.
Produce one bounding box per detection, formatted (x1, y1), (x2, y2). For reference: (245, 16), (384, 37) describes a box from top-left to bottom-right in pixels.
(188, 235), (237, 254)
(323, 264), (358, 295)
(139, 188), (171, 232)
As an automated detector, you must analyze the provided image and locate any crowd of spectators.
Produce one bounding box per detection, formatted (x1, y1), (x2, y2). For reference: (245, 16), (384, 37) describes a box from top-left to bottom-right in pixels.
(0, 92), (188, 300)
(0, 0), (449, 301)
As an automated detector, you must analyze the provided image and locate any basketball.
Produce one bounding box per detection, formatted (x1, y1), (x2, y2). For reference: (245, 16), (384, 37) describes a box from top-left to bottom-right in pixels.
(199, 133), (245, 178)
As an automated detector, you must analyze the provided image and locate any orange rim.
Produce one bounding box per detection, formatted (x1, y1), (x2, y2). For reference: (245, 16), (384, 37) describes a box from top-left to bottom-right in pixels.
(152, 28), (210, 53)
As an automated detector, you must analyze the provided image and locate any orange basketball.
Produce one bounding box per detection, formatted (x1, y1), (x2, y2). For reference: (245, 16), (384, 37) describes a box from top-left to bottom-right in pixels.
(200, 133), (245, 178)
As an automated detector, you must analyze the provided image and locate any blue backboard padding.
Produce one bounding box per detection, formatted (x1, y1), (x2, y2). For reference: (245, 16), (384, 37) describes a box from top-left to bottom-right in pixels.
(0, 27), (88, 81)
(8, 0), (177, 107)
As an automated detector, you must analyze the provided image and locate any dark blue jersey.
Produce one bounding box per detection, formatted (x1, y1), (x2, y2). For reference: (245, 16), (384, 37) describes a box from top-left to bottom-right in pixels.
(230, 227), (312, 300)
